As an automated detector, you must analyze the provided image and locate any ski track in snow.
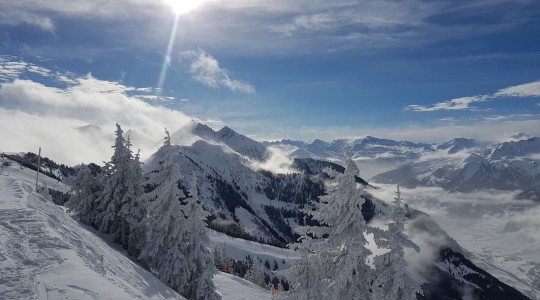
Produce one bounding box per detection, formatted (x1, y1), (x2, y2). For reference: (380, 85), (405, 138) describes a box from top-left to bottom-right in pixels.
(0, 164), (186, 300)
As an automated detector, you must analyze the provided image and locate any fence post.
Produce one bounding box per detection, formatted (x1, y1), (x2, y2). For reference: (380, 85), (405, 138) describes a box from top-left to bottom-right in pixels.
(35, 147), (41, 191)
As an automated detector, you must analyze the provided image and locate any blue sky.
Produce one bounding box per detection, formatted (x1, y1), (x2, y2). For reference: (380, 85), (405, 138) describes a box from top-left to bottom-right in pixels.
(1, 0), (540, 151)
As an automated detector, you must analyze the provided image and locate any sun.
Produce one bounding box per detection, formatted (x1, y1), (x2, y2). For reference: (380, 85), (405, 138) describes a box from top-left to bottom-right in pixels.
(163, 0), (205, 14)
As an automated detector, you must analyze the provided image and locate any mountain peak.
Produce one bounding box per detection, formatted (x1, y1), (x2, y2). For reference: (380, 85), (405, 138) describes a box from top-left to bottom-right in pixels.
(509, 133), (531, 141)
(217, 126), (236, 138)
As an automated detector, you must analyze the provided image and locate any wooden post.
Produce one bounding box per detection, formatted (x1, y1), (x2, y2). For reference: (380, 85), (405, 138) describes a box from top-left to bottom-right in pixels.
(35, 147), (41, 191)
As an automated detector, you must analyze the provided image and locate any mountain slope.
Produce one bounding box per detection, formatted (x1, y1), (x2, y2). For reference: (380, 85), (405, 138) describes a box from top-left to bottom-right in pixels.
(143, 142), (327, 246)
(0, 163), (186, 300)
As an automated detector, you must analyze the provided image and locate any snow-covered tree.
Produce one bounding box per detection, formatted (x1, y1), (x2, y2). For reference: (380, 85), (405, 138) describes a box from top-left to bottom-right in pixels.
(245, 264), (268, 289)
(182, 182), (220, 300)
(117, 148), (144, 251)
(92, 124), (143, 251)
(285, 159), (372, 300)
(213, 243), (228, 270)
(137, 162), (191, 294)
(136, 147), (219, 300)
(370, 185), (422, 300)
(164, 127), (171, 146)
(394, 183), (402, 208)
(66, 164), (104, 225)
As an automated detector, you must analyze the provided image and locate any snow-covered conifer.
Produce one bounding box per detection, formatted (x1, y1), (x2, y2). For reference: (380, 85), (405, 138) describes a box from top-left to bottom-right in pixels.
(93, 124), (143, 250)
(137, 150), (219, 300)
(164, 127), (171, 146)
(182, 182), (220, 300)
(285, 159), (372, 300)
(66, 164), (104, 225)
(371, 185), (422, 300)
(245, 264), (268, 289)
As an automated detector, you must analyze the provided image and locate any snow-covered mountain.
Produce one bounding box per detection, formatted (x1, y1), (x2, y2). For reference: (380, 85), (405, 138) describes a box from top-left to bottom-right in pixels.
(266, 136), (437, 178)
(436, 137), (481, 154)
(143, 140), (327, 246)
(171, 121), (268, 161)
(372, 137), (540, 200)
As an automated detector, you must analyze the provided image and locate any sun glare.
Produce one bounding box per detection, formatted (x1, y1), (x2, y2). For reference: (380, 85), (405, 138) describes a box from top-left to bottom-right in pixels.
(163, 0), (205, 14)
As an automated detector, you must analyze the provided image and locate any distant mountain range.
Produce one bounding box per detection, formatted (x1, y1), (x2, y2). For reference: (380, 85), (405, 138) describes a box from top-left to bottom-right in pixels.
(372, 137), (540, 200)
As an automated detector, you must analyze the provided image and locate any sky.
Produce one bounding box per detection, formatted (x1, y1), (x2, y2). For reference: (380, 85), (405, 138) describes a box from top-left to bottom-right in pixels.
(1, 0), (540, 163)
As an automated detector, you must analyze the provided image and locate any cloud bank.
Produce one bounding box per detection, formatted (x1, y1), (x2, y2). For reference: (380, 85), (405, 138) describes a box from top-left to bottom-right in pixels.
(406, 81), (540, 112)
(0, 58), (192, 165)
(370, 184), (540, 297)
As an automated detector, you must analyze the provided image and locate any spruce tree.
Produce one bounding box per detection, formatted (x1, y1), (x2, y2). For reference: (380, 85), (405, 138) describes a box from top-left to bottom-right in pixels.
(93, 124), (143, 249)
(66, 164), (104, 225)
(371, 185), (422, 300)
(285, 159), (372, 300)
(137, 144), (220, 299)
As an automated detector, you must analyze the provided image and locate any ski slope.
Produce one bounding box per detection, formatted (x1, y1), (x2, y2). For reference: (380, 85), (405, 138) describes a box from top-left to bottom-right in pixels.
(0, 160), (273, 300)
(209, 230), (300, 270)
(214, 272), (270, 300)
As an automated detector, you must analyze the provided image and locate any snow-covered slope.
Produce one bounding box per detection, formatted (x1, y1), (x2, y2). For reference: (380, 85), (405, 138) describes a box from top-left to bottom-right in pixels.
(0, 162), (186, 300)
(214, 272), (270, 300)
(209, 230), (299, 270)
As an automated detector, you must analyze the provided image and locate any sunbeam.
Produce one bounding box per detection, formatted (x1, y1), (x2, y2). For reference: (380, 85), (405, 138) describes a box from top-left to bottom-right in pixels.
(157, 14), (180, 95)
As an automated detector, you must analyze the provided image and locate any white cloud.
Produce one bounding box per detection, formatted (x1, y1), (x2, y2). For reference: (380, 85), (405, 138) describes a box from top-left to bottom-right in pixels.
(181, 49), (255, 94)
(269, 1), (435, 36)
(407, 80), (540, 112)
(0, 56), (80, 85)
(270, 13), (338, 36)
(0, 57), (52, 81)
(250, 146), (295, 174)
(0, 71), (193, 164)
(406, 95), (488, 112)
(0, 109), (112, 165)
(0, 9), (55, 31)
(495, 81), (540, 97)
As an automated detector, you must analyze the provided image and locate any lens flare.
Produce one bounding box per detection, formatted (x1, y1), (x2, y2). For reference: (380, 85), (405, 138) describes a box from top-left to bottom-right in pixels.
(156, 14), (181, 95)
